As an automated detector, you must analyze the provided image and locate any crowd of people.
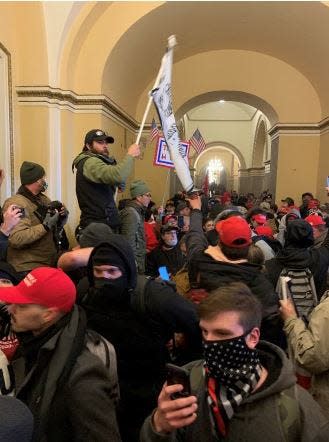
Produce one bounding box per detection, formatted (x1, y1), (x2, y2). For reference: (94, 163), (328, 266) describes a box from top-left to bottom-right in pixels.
(0, 128), (329, 441)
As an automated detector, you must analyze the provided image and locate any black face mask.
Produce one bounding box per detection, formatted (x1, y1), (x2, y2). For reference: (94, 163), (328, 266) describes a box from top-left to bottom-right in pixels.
(93, 276), (128, 303)
(203, 333), (261, 388)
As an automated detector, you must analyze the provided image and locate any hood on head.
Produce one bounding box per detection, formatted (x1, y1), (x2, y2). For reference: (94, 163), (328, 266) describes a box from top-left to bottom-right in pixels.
(87, 237), (137, 289)
(285, 219), (314, 248)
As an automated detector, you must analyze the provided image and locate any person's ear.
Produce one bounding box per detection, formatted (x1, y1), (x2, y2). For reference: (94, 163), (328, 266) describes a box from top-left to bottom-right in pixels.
(42, 307), (60, 324)
(245, 327), (260, 349)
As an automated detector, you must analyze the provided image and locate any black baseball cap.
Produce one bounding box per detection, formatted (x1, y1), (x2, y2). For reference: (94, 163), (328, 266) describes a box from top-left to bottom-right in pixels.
(281, 197), (294, 206)
(84, 129), (114, 146)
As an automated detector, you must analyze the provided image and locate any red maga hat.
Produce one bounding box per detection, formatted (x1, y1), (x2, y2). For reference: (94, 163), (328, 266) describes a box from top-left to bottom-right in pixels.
(0, 267), (76, 312)
(216, 216), (252, 248)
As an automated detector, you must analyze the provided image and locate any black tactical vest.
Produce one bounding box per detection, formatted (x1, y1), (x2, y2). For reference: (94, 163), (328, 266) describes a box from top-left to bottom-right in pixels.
(75, 154), (121, 229)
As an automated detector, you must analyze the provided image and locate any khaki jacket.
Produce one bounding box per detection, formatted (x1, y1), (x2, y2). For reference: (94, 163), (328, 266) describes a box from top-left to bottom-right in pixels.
(2, 193), (57, 272)
(284, 295), (329, 417)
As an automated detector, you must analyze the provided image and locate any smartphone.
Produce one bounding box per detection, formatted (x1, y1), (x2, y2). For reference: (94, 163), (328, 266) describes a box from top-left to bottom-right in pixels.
(177, 215), (184, 229)
(327, 176), (329, 187)
(158, 266), (170, 281)
(166, 363), (191, 399)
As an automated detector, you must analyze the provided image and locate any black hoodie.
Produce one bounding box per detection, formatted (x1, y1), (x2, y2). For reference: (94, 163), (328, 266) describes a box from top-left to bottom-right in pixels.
(80, 238), (200, 441)
(265, 219), (329, 299)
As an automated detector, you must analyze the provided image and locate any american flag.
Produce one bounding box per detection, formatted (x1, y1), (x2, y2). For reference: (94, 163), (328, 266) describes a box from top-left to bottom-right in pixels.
(150, 118), (160, 142)
(189, 128), (206, 154)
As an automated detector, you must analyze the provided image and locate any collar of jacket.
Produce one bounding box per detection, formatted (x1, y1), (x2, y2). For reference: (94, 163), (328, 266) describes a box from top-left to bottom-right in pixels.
(204, 245), (248, 264)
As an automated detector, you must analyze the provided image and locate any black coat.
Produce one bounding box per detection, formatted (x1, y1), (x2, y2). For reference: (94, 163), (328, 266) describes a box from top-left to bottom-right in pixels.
(186, 210), (284, 347)
(265, 234), (329, 300)
(81, 239), (201, 441)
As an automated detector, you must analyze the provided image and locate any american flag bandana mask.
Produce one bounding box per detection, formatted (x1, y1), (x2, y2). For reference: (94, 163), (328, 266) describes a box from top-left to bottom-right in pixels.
(203, 335), (261, 388)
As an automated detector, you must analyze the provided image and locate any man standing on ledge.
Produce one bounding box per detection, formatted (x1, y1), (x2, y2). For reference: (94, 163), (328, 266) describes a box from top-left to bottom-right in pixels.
(73, 129), (140, 234)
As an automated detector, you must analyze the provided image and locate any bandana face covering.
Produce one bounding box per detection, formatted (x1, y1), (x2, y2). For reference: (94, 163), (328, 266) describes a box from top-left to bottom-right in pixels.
(203, 334), (262, 437)
(203, 334), (261, 388)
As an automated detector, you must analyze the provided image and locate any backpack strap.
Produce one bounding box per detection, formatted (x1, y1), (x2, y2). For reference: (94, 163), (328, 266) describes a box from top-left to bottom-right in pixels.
(85, 329), (120, 404)
(131, 275), (152, 315)
(276, 384), (301, 440)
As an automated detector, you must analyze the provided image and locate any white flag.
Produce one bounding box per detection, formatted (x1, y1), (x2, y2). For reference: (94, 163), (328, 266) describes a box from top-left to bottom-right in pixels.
(151, 42), (194, 192)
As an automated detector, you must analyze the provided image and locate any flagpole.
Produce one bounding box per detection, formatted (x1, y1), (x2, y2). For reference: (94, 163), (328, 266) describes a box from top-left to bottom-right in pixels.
(135, 35), (177, 145)
(161, 168), (171, 209)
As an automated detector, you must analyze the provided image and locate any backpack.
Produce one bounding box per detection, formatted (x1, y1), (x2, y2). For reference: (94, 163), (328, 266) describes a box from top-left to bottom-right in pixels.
(85, 329), (119, 404)
(276, 267), (318, 321)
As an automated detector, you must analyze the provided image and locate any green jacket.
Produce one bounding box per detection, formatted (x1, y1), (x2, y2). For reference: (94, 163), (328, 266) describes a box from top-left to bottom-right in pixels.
(284, 294), (329, 418)
(72, 152), (134, 185)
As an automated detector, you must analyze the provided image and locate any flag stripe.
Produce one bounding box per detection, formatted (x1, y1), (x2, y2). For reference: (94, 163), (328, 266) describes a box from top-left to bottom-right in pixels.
(189, 128), (206, 154)
(150, 118), (159, 142)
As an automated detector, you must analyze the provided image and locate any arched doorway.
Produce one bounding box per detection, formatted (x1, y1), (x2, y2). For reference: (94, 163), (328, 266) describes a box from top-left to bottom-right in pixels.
(194, 145), (241, 193)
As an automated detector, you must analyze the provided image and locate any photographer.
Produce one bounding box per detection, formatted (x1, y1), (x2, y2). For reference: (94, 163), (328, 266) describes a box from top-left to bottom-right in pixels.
(2, 161), (68, 274)
(0, 169), (22, 260)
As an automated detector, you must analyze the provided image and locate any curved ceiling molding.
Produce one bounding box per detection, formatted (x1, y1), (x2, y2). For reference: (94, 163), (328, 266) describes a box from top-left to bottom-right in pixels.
(194, 143), (246, 170)
(176, 91), (278, 127)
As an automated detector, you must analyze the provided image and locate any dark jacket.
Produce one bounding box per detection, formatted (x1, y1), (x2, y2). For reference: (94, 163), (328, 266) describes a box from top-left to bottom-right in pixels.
(141, 341), (329, 442)
(0, 231), (8, 261)
(265, 222), (329, 299)
(13, 306), (120, 442)
(186, 209), (282, 346)
(80, 238), (201, 441)
(146, 244), (186, 277)
(120, 200), (146, 273)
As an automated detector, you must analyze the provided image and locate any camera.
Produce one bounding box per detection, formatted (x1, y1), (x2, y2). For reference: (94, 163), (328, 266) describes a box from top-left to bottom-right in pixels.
(47, 201), (63, 216)
(12, 206), (26, 218)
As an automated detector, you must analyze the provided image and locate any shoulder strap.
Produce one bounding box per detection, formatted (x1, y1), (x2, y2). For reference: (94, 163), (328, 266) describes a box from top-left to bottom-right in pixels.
(131, 275), (152, 315)
(85, 329), (120, 403)
(277, 384), (301, 439)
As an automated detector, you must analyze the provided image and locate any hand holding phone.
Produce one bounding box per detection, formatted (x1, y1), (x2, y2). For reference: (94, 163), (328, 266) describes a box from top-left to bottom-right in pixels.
(159, 266), (170, 281)
(166, 363), (191, 399)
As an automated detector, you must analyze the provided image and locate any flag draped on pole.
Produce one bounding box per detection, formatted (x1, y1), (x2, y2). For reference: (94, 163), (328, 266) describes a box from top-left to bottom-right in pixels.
(150, 118), (160, 142)
(202, 171), (209, 195)
(189, 128), (206, 154)
(151, 36), (194, 192)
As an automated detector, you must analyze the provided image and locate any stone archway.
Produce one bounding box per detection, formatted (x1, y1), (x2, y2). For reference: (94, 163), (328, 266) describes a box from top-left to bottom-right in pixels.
(193, 145), (242, 193)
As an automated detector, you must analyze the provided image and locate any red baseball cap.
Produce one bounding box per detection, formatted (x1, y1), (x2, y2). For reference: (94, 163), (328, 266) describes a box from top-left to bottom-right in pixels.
(252, 214), (267, 225)
(216, 216), (252, 248)
(305, 214), (326, 227)
(255, 225), (274, 238)
(0, 267), (76, 312)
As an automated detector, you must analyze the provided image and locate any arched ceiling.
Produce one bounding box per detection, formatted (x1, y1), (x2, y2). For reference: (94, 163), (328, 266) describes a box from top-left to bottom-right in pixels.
(187, 102), (257, 121)
(101, 1), (329, 118)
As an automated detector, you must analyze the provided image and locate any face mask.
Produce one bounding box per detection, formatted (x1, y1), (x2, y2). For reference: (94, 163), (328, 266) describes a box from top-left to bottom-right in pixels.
(203, 334), (261, 388)
(93, 276), (127, 301)
(40, 179), (48, 192)
(165, 238), (178, 247)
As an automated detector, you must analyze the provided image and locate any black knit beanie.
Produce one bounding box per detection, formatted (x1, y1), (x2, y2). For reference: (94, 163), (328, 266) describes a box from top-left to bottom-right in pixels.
(20, 161), (45, 185)
(92, 245), (127, 272)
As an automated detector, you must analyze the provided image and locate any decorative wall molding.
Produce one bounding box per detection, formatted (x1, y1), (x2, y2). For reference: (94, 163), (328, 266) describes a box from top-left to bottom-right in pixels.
(16, 85), (151, 134)
(239, 166), (265, 177)
(269, 117), (329, 139)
